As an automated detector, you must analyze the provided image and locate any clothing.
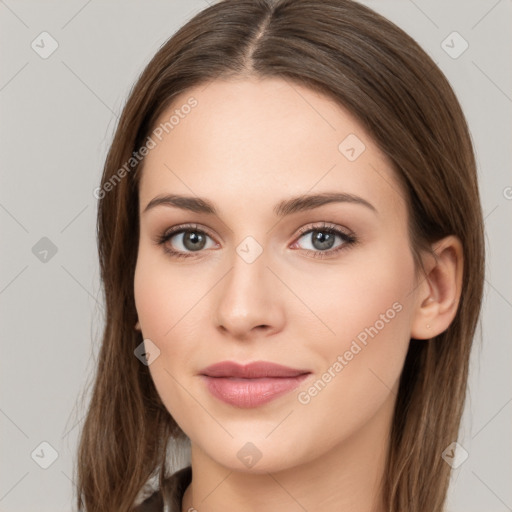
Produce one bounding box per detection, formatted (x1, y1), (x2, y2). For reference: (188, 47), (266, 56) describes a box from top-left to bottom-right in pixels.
(133, 465), (192, 512)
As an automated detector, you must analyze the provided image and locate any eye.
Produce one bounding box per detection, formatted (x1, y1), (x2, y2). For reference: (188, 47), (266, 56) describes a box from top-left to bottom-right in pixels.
(156, 223), (217, 259)
(291, 222), (357, 259)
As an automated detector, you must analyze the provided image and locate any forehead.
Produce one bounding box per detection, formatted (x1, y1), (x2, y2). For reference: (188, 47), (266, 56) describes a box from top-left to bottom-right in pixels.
(138, 77), (407, 223)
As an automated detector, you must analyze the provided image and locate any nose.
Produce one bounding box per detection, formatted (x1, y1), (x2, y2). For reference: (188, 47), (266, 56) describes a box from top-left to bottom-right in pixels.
(213, 247), (285, 340)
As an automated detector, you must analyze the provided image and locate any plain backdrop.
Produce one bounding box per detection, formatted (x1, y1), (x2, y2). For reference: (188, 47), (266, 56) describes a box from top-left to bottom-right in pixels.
(1, 1), (511, 511)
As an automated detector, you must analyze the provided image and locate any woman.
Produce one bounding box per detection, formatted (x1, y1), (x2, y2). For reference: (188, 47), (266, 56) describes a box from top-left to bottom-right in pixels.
(76, 0), (485, 510)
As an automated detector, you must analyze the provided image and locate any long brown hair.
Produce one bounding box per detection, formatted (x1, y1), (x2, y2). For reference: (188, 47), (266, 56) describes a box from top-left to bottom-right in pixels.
(75, 0), (485, 510)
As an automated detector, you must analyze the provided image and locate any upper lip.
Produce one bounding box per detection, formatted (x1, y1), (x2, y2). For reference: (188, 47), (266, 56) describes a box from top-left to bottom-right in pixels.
(200, 361), (311, 378)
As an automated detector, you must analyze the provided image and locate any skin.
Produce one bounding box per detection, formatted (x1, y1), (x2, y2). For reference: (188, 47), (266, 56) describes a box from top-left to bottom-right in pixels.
(133, 77), (463, 512)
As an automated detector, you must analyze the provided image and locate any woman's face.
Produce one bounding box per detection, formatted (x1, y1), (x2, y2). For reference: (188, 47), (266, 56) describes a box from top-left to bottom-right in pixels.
(134, 77), (422, 473)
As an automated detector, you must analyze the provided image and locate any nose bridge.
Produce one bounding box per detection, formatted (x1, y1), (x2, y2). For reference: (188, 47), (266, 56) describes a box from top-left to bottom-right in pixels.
(214, 241), (283, 337)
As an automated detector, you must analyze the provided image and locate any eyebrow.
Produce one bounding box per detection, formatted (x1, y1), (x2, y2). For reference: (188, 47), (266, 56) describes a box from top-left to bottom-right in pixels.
(142, 191), (378, 217)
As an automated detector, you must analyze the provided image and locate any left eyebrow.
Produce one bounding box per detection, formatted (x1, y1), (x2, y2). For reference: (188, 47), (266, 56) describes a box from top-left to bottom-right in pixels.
(142, 191), (378, 216)
(274, 192), (378, 216)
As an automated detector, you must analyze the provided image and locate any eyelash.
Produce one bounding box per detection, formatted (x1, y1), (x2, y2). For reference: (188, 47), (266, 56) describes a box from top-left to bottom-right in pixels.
(155, 222), (358, 260)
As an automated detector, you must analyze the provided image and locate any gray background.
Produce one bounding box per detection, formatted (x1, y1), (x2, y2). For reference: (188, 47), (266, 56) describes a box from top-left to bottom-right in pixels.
(1, 1), (511, 510)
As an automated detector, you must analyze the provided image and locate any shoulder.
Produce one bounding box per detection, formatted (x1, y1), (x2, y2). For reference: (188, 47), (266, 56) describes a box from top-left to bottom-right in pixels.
(133, 466), (192, 512)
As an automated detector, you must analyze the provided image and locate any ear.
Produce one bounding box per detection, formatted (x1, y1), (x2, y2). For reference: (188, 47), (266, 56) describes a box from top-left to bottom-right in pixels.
(134, 320), (141, 331)
(410, 235), (464, 340)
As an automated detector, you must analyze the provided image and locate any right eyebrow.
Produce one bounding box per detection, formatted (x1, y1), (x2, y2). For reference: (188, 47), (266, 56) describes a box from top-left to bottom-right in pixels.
(143, 194), (216, 215)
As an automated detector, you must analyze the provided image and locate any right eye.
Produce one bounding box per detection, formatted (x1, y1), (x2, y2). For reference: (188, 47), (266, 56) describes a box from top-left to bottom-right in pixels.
(157, 224), (218, 259)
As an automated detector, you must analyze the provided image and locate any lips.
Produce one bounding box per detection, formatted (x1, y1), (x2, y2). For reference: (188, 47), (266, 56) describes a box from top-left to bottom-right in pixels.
(199, 360), (310, 379)
(199, 361), (311, 408)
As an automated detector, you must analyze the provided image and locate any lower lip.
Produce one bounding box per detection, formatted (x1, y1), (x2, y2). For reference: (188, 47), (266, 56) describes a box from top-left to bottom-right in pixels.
(201, 374), (310, 408)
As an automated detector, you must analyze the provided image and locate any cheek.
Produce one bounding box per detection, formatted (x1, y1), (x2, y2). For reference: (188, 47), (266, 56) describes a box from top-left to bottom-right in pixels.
(134, 245), (196, 338)
(288, 240), (415, 352)
(292, 241), (415, 409)
(134, 253), (201, 427)
(296, 246), (414, 425)
(134, 265), (203, 383)
(133, 261), (199, 423)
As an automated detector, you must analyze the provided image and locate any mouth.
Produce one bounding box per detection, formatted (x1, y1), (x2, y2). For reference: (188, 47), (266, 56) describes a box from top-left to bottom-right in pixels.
(199, 360), (312, 408)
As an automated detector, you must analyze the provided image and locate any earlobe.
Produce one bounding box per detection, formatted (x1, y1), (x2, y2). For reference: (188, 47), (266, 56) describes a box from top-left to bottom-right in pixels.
(410, 235), (463, 340)
(135, 320), (141, 331)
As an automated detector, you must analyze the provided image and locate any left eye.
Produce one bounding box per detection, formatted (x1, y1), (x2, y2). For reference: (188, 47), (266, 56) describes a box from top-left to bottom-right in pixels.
(294, 227), (354, 253)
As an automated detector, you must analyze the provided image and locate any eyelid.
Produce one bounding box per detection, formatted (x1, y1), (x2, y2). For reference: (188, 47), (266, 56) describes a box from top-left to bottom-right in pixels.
(294, 221), (354, 239)
(161, 222), (218, 241)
